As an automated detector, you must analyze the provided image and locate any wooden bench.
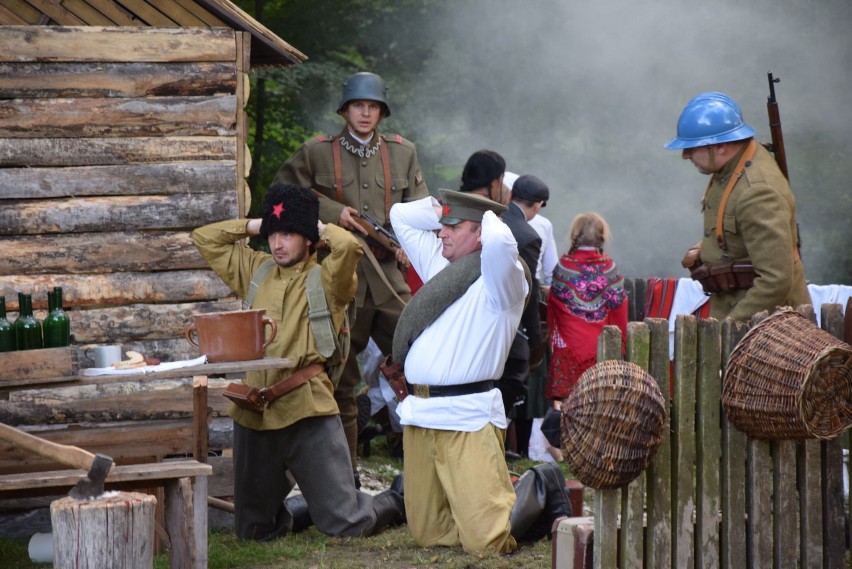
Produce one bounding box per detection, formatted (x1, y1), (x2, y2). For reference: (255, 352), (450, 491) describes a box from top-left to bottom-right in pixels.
(0, 460), (212, 569)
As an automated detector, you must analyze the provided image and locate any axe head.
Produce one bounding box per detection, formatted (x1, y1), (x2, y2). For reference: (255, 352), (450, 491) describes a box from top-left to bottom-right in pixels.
(68, 453), (113, 500)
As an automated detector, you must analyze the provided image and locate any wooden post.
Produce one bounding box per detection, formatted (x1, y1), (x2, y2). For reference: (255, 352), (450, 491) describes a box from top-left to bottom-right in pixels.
(50, 491), (156, 569)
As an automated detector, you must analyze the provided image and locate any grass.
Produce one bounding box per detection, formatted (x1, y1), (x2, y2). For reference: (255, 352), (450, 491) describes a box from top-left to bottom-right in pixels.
(0, 441), (566, 569)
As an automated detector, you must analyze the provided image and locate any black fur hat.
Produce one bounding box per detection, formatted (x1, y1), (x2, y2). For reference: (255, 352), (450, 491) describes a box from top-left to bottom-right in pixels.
(259, 184), (320, 243)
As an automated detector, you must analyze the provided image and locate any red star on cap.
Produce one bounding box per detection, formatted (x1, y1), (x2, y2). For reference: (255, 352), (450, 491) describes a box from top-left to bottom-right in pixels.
(442, 204), (451, 217)
(271, 202), (285, 219)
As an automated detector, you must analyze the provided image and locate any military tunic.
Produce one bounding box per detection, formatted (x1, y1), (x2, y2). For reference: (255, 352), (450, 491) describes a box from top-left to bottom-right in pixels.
(191, 220), (362, 430)
(700, 143), (809, 321)
(272, 127), (429, 307)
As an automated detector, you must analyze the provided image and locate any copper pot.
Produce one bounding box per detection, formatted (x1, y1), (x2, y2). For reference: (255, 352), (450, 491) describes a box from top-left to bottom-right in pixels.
(185, 309), (277, 363)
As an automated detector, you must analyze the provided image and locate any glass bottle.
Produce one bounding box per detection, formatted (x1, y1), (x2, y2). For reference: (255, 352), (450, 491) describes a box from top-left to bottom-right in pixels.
(14, 293), (43, 350)
(0, 296), (15, 352)
(43, 287), (71, 348)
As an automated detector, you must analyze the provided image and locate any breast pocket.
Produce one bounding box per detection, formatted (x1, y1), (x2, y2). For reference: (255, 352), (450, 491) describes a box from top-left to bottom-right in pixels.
(315, 172), (356, 196)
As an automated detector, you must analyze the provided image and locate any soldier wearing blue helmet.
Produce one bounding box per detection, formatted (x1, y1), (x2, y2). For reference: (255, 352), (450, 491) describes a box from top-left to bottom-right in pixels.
(666, 92), (809, 321)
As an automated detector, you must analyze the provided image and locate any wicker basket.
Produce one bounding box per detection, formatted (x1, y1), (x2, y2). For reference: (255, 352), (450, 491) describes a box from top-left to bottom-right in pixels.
(561, 360), (666, 490)
(722, 308), (852, 440)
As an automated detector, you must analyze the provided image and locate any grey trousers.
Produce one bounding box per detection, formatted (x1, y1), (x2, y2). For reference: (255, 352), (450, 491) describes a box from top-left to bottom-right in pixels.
(233, 415), (376, 540)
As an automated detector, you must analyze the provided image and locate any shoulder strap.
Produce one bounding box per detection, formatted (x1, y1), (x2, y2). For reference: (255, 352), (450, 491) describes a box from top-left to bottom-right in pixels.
(379, 138), (393, 219)
(332, 137), (344, 203)
(712, 140), (757, 253)
(242, 258), (277, 310)
(306, 266), (337, 358)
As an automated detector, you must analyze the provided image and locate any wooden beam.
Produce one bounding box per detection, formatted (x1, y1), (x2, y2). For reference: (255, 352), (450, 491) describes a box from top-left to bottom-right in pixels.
(0, 231), (208, 275)
(0, 271), (233, 311)
(0, 61), (238, 98)
(147, 0), (207, 27)
(79, 0), (138, 25)
(59, 0), (115, 25)
(23, 0), (86, 24)
(0, 26), (236, 63)
(0, 136), (237, 167)
(112, 0), (177, 26)
(0, 161), (237, 200)
(171, 0), (224, 26)
(0, 3), (30, 24)
(0, 95), (237, 138)
(0, 192), (238, 235)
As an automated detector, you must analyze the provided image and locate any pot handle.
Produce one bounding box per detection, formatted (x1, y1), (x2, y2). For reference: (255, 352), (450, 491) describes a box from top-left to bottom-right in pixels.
(262, 316), (278, 351)
(185, 323), (199, 349)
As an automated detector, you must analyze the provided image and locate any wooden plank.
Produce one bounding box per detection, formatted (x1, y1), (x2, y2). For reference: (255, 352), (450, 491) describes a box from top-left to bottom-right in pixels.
(1, 376), (232, 425)
(150, 0), (207, 26)
(77, 0), (137, 25)
(236, 31), (249, 217)
(594, 325), (622, 569)
(0, 161), (237, 200)
(0, 460), (211, 493)
(0, 192), (237, 235)
(0, 231), (207, 275)
(0, 95), (237, 138)
(0, 347), (75, 381)
(747, 440), (772, 569)
(0, 26), (236, 63)
(164, 477), (195, 569)
(721, 318), (749, 569)
(820, 304), (846, 568)
(0, 0), (42, 23)
(695, 318), (721, 569)
(620, 322), (649, 569)
(192, 376), (209, 462)
(644, 318), (672, 569)
(0, 419), (196, 475)
(173, 0), (223, 25)
(672, 315), (696, 568)
(773, 441), (799, 567)
(113, 0), (177, 25)
(24, 0), (86, 24)
(0, 136), (236, 167)
(60, 0), (115, 25)
(0, 3), (29, 24)
(799, 440), (824, 569)
(0, 271), (232, 312)
(0, 61), (238, 99)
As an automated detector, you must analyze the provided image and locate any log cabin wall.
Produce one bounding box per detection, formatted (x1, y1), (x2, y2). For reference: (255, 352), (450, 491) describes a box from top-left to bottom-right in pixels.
(0, 25), (258, 475)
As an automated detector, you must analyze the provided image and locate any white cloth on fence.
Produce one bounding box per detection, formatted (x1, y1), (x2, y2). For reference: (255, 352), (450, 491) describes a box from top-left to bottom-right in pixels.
(663, 281), (852, 358)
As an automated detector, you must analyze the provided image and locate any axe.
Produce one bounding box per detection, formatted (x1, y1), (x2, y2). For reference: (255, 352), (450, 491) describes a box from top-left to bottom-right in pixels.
(0, 422), (113, 500)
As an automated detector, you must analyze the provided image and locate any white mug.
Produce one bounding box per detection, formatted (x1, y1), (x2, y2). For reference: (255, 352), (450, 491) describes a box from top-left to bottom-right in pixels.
(88, 345), (122, 368)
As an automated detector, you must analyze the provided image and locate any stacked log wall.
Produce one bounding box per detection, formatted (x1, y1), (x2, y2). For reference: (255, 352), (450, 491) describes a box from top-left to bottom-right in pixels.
(0, 26), (253, 473)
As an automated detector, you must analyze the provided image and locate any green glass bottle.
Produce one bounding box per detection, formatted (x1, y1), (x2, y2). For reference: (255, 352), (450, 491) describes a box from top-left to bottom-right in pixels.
(43, 287), (71, 348)
(0, 296), (15, 352)
(14, 293), (43, 350)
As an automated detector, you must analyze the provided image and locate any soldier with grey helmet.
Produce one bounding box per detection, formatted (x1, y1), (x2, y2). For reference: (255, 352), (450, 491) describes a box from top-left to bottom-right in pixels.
(666, 92), (809, 321)
(271, 72), (429, 479)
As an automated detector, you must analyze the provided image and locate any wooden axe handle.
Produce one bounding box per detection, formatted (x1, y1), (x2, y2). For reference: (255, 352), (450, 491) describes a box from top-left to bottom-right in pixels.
(0, 422), (96, 471)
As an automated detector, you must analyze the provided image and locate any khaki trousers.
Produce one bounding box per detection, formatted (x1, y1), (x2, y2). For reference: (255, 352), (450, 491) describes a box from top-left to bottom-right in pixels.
(402, 423), (517, 554)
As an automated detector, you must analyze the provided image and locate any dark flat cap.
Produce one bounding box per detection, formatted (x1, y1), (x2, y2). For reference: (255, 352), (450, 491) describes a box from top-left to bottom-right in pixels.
(512, 175), (550, 205)
(438, 189), (507, 225)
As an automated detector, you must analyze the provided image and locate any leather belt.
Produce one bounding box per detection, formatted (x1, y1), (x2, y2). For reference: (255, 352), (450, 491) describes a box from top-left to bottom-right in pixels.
(406, 380), (495, 399)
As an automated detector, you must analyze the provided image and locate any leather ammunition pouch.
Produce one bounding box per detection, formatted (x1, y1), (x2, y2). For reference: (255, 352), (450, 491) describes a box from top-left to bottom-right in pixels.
(379, 357), (408, 402)
(689, 260), (756, 294)
(223, 363), (324, 415)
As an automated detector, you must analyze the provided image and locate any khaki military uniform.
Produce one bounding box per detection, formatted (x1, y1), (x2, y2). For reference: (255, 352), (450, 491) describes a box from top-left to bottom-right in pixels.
(699, 142), (809, 321)
(273, 127), (429, 307)
(272, 127), (429, 467)
(191, 220), (361, 430)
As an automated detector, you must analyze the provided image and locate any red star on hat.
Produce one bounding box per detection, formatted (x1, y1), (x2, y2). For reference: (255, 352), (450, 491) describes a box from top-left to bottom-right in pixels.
(442, 204), (451, 217)
(272, 202), (285, 219)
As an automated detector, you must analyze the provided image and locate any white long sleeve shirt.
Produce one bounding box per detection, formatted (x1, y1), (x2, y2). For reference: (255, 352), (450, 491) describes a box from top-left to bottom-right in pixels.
(389, 196), (528, 431)
(528, 214), (558, 286)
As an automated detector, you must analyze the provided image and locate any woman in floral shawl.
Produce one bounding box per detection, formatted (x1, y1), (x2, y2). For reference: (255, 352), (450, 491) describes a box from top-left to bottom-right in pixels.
(547, 212), (628, 403)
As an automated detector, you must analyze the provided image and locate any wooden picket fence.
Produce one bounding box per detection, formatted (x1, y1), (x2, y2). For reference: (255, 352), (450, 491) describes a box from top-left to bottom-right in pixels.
(589, 304), (850, 569)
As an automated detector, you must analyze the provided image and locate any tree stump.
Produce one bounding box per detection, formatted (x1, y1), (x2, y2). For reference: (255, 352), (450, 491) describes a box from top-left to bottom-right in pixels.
(50, 491), (156, 569)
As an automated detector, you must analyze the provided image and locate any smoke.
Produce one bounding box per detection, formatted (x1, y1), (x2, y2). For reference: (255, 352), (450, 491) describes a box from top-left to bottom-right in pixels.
(377, 0), (852, 282)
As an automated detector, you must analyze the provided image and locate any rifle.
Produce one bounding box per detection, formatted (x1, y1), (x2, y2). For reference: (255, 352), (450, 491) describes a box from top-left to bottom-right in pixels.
(766, 72), (789, 180)
(351, 212), (402, 259)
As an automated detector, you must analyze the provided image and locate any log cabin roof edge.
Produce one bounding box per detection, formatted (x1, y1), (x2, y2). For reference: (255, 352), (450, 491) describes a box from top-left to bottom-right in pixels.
(0, 0), (307, 67)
